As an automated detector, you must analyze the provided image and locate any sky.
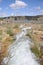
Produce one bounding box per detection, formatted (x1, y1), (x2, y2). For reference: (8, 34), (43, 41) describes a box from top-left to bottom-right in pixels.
(0, 0), (43, 17)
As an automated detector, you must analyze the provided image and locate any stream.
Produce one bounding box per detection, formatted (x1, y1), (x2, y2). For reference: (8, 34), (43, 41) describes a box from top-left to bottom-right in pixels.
(2, 26), (40, 65)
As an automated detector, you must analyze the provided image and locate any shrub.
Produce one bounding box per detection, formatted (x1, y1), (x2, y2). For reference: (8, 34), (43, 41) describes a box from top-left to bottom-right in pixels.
(31, 46), (40, 57)
(7, 29), (14, 36)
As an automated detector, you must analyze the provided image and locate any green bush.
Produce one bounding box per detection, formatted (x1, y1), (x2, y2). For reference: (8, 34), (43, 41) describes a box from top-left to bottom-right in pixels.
(31, 46), (40, 57)
(7, 29), (14, 36)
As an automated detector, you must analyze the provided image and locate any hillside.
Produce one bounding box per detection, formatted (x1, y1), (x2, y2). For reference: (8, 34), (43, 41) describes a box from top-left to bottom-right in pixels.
(0, 15), (43, 24)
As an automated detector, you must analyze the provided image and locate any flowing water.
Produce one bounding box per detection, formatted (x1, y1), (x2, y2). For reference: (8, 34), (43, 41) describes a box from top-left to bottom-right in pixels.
(2, 27), (40, 65)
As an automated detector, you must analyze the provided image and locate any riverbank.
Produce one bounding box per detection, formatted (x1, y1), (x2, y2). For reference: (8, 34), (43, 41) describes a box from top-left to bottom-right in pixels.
(0, 23), (42, 65)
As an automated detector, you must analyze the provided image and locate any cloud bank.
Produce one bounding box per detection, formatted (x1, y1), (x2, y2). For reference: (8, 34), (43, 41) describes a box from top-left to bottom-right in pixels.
(9, 0), (28, 9)
(35, 6), (43, 14)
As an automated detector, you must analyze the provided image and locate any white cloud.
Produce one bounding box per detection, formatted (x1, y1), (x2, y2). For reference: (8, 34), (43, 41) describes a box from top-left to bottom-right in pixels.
(40, 10), (43, 12)
(35, 6), (43, 13)
(0, 12), (7, 17)
(39, 9), (43, 14)
(11, 13), (14, 16)
(35, 6), (40, 10)
(0, 7), (2, 10)
(9, 0), (28, 9)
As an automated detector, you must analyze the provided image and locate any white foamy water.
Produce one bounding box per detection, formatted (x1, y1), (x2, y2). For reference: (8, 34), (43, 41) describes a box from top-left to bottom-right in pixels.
(2, 26), (40, 65)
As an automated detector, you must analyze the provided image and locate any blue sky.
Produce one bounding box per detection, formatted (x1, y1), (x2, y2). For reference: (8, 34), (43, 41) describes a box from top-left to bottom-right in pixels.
(0, 0), (43, 17)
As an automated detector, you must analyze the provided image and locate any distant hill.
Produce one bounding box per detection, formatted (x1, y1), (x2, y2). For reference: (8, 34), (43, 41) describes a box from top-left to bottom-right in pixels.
(0, 15), (43, 24)
(1, 15), (43, 20)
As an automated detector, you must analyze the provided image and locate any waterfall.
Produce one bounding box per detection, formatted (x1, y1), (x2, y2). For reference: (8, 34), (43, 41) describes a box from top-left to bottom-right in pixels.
(2, 26), (40, 65)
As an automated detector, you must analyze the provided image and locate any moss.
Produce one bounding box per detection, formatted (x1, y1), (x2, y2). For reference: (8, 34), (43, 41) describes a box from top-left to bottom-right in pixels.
(31, 46), (40, 57)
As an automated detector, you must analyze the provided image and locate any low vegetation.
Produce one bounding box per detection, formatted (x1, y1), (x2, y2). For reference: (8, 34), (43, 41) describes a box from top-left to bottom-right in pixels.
(7, 29), (14, 36)
(31, 46), (40, 57)
(26, 30), (40, 58)
(0, 22), (43, 64)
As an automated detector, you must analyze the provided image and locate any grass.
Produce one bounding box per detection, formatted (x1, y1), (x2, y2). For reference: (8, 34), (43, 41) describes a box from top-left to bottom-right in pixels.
(31, 46), (40, 57)
(13, 25), (19, 28)
(26, 30), (40, 58)
(7, 29), (14, 36)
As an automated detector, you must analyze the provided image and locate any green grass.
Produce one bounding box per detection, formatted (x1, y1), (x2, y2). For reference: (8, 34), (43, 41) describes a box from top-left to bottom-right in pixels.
(26, 31), (40, 57)
(31, 46), (40, 57)
(7, 29), (14, 36)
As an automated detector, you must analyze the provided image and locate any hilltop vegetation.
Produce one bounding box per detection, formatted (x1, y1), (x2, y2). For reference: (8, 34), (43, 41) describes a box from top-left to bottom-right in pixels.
(0, 15), (43, 24)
